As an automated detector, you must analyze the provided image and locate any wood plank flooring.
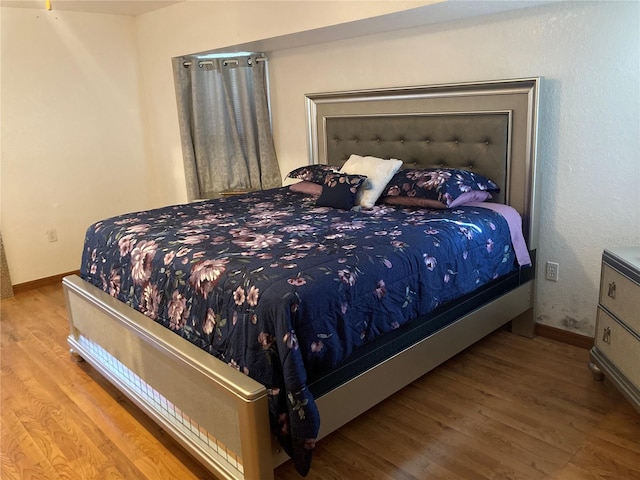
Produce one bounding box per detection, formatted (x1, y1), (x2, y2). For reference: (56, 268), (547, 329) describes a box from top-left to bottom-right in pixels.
(1, 283), (639, 479)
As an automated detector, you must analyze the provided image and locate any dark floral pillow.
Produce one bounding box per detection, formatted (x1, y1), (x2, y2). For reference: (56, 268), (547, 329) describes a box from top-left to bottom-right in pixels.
(286, 164), (338, 185)
(381, 168), (499, 207)
(316, 173), (367, 210)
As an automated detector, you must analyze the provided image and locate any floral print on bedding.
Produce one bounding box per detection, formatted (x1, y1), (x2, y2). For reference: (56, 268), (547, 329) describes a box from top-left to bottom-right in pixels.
(80, 187), (517, 476)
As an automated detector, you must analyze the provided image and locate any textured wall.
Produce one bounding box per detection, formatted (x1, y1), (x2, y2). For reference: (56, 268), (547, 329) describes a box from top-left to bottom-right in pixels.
(265, 1), (639, 337)
(134, 1), (639, 337)
(4, 1), (637, 340)
(133, 0), (436, 206)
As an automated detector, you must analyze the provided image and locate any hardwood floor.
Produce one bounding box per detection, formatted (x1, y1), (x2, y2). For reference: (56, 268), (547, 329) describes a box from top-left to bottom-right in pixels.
(2, 284), (639, 480)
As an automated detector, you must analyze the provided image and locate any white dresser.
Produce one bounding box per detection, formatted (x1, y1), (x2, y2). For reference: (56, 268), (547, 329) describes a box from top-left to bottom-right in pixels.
(589, 247), (640, 412)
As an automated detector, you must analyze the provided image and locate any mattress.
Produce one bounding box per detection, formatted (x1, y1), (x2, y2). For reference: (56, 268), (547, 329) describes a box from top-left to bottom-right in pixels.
(79, 187), (523, 473)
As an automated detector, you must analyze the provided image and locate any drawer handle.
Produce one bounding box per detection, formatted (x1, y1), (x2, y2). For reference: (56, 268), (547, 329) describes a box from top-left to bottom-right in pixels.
(602, 326), (611, 344)
(607, 282), (616, 299)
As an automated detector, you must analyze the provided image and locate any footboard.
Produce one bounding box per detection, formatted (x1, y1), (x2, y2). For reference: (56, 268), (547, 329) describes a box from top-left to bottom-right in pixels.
(63, 275), (275, 480)
(64, 272), (535, 479)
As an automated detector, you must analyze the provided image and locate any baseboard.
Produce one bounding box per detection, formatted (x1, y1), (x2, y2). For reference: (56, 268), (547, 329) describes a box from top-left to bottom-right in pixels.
(12, 270), (80, 294)
(535, 323), (594, 350)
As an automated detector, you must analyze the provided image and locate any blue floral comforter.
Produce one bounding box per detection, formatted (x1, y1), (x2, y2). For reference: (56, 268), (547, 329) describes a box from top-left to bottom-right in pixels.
(80, 187), (517, 475)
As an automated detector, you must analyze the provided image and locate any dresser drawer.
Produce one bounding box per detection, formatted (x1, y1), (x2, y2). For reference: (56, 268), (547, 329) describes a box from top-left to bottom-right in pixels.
(595, 307), (640, 388)
(599, 264), (640, 334)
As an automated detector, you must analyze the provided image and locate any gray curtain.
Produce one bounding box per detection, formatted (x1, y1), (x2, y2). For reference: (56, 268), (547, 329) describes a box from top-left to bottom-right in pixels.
(172, 55), (281, 201)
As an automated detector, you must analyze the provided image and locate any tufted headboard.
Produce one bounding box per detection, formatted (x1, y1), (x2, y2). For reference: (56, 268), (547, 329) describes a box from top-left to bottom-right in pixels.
(305, 78), (540, 250)
(324, 113), (509, 204)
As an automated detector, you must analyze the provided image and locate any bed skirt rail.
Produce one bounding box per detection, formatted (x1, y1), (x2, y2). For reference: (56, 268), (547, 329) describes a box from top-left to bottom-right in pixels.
(314, 279), (534, 438)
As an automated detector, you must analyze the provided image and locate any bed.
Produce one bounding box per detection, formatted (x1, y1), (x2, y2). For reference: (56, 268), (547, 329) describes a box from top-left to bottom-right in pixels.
(63, 77), (540, 480)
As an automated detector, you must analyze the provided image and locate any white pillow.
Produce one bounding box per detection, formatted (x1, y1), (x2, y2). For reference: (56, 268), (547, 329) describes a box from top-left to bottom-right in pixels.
(339, 154), (403, 208)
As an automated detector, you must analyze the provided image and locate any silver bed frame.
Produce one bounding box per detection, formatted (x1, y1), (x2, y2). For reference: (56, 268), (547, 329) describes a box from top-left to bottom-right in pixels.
(64, 78), (540, 480)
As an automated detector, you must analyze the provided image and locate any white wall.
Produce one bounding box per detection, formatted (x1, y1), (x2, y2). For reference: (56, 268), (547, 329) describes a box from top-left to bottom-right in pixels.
(2, 1), (638, 338)
(268, 1), (640, 337)
(135, 1), (640, 337)
(134, 0), (435, 205)
(0, 1), (434, 284)
(0, 7), (151, 283)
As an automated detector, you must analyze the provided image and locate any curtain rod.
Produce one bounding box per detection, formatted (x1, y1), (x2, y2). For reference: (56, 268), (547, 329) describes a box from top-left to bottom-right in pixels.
(183, 57), (267, 68)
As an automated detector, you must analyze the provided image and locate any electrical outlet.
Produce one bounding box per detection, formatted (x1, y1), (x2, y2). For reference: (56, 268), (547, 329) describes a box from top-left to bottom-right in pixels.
(46, 229), (58, 243)
(545, 261), (559, 282)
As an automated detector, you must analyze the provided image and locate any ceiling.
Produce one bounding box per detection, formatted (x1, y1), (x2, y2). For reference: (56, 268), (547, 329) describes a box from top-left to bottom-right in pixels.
(0, 0), (183, 16)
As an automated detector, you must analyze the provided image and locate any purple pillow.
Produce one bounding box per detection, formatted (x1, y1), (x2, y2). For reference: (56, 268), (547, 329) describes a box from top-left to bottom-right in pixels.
(382, 168), (499, 208)
(316, 173), (367, 210)
(447, 190), (493, 208)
